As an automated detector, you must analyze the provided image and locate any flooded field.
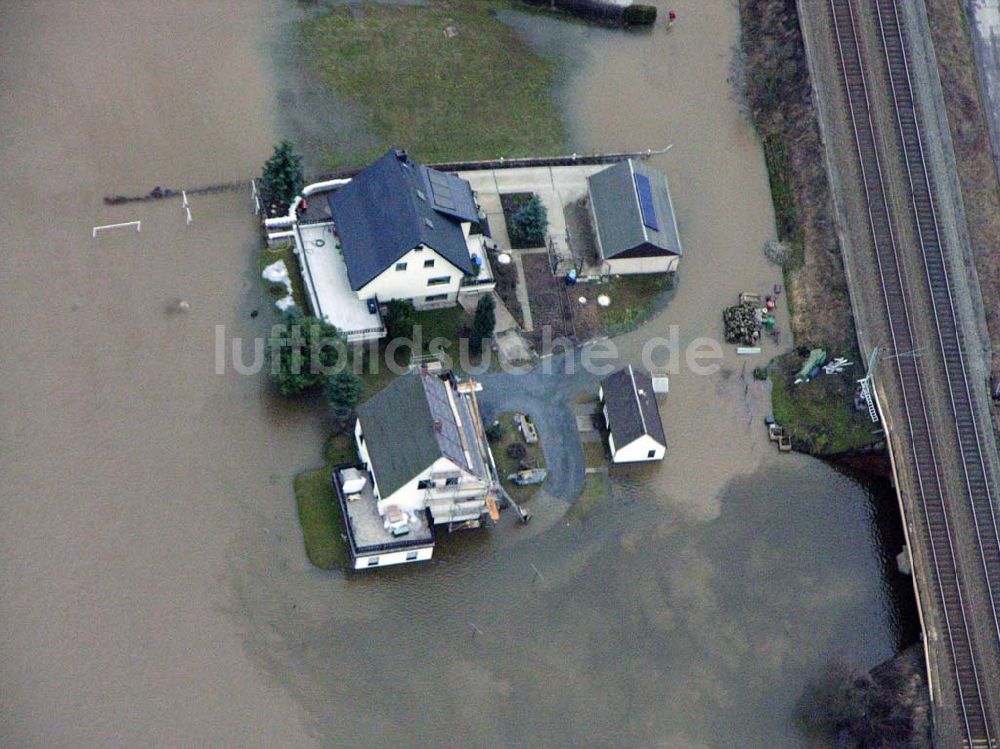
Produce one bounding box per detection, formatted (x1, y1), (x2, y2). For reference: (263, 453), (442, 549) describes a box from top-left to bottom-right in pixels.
(0, 1), (910, 747)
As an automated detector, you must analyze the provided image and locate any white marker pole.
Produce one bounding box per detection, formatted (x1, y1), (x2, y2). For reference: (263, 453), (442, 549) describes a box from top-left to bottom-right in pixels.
(182, 191), (192, 225)
(92, 221), (141, 238)
(251, 179), (261, 215)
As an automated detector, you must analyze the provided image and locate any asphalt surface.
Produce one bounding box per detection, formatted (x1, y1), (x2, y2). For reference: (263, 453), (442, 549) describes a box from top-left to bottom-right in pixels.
(476, 355), (598, 503)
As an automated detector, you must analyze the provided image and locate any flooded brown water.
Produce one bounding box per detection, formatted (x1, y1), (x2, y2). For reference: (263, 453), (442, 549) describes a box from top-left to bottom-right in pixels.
(0, 1), (907, 747)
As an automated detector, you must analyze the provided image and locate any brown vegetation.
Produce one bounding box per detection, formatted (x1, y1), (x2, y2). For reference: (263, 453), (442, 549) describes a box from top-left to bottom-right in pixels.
(798, 646), (931, 749)
(738, 0), (857, 355)
(921, 0), (1000, 382)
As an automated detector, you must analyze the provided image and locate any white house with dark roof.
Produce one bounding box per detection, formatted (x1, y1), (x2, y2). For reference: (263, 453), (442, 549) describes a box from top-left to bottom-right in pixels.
(335, 368), (500, 569)
(587, 158), (683, 275)
(263, 150), (495, 341)
(599, 365), (667, 463)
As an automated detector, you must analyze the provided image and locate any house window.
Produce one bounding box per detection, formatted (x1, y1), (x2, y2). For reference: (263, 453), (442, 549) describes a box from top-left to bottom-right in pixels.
(406, 551), (419, 561)
(424, 259), (435, 268)
(418, 479), (433, 489)
(425, 294), (449, 302)
(445, 476), (459, 486)
(647, 449), (656, 459)
(367, 557), (380, 566)
(395, 262), (408, 272)
(427, 276), (451, 286)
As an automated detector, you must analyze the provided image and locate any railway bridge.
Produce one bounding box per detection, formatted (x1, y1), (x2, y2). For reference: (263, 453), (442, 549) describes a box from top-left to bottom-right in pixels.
(798, 0), (1000, 745)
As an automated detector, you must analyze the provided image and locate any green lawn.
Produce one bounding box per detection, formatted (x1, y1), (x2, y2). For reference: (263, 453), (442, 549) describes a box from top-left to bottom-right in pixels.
(769, 351), (877, 456)
(413, 306), (468, 352)
(581, 440), (607, 469)
(259, 243), (308, 313)
(294, 467), (347, 570)
(294, 434), (359, 570)
(586, 274), (674, 337)
(301, 2), (567, 167)
(490, 411), (547, 503)
(324, 433), (359, 465)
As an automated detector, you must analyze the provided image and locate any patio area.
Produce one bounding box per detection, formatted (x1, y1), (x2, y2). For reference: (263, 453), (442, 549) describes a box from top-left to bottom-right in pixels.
(296, 222), (386, 341)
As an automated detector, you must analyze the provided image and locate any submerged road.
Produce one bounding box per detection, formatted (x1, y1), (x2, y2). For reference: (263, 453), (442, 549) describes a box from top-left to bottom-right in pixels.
(801, 0), (1000, 745)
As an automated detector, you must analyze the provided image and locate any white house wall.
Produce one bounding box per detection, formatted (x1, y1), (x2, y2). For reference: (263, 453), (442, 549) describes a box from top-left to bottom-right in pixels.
(353, 545), (434, 570)
(356, 245), (465, 309)
(606, 256), (678, 275)
(610, 433), (666, 463)
(373, 456), (489, 516)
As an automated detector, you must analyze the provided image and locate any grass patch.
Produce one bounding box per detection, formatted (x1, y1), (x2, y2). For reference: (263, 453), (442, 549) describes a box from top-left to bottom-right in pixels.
(413, 306), (469, 351)
(593, 274), (673, 337)
(581, 440), (607, 470)
(769, 351), (877, 456)
(259, 243), (309, 314)
(302, 3), (567, 167)
(567, 472), (611, 522)
(490, 410), (547, 503)
(294, 467), (348, 570)
(324, 432), (359, 465)
(353, 305), (470, 398)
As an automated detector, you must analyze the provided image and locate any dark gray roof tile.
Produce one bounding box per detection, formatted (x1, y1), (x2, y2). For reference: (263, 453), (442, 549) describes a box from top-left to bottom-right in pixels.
(327, 150), (478, 290)
(602, 365), (667, 449)
(587, 159), (682, 260)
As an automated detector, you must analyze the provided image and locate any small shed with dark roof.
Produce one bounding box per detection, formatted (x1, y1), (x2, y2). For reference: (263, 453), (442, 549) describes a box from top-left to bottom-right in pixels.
(587, 159), (682, 275)
(599, 365), (667, 463)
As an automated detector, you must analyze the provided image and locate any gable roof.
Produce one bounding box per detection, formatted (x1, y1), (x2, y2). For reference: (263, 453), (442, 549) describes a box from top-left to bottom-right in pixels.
(327, 150), (479, 290)
(356, 371), (476, 497)
(601, 365), (667, 449)
(587, 159), (682, 260)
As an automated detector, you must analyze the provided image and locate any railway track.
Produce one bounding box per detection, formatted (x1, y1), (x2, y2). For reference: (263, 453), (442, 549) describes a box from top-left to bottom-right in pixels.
(871, 0), (1000, 648)
(827, 0), (998, 744)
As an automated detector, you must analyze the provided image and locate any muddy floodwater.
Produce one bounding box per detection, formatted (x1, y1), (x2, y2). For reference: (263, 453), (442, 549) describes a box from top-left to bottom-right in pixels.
(0, 1), (909, 747)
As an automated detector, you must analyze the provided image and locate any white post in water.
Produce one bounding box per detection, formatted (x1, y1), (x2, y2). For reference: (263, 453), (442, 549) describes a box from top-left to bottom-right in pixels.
(92, 221), (141, 238)
(182, 191), (192, 225)
(251, 179), (261, 215)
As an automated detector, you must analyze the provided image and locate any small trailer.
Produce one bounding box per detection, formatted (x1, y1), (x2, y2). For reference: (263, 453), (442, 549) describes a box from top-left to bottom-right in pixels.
(507, 468), (548, 486)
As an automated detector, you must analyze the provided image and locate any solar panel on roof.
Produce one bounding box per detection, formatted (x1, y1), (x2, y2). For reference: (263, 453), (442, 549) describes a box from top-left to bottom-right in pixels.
(428, 170), (457, 211)
(633, 172), (659, 232)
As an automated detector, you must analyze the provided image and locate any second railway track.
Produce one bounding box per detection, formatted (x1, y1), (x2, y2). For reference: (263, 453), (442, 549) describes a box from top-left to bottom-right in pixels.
(827, 0), (1000, 744)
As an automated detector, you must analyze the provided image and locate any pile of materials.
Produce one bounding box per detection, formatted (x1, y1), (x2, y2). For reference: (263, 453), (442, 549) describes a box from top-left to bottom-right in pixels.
(723, 302), (761, 345)
(723, 291), (779, 346)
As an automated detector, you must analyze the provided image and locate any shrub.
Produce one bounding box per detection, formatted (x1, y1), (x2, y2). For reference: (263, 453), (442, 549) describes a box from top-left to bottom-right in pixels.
(506, 442), (527, 460)
(265, 309), (346, 396)
(324, 370), (364, 423)
(384, 298), (416, 340)
(259, 140), (304, 217)
(470, 294), (496, 356)
(486, 420), (505, 444)
(623, 5), (657, 26)
(509, 195), (548, 247)
(762, 239), (793, 266)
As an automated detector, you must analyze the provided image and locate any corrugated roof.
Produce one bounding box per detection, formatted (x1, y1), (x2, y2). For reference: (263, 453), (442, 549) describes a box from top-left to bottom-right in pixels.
(327, 150), (478, 290)
(587, 159), (683, 260)
(602, 365), (667, 449)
